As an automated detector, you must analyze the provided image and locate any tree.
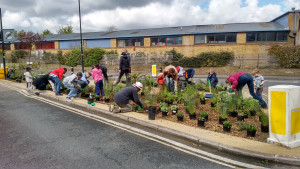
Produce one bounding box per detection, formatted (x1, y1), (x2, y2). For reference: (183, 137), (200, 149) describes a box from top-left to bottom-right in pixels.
(41, 29), (53, 35)
(14, 30), (26, 38)
(57, 25), (73, 34)
(17, 31), (44, 63)
(106, 25), (118, 32)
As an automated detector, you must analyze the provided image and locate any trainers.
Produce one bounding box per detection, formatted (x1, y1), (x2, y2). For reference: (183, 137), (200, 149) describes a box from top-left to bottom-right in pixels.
(66, 97), (72, 102)
(113, 106), (121, 113)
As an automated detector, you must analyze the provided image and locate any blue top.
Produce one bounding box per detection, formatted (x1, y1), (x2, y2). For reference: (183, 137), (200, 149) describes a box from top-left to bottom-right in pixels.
(80, 73), (88, 84)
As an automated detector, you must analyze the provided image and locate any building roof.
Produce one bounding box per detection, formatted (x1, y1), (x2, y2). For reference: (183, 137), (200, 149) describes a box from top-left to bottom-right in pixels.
(42, 22), (289, 41)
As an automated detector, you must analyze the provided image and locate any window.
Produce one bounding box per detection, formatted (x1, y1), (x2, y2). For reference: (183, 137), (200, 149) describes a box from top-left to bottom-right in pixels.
(15, 43), (30, 50)
(151, 36), (182, 46)
(36, 42), (55, 49)
(117, 38), (144, 47)
(195, 34), (237, 44)
(246, 32), (288, 42)
(194, 35), (205, 44)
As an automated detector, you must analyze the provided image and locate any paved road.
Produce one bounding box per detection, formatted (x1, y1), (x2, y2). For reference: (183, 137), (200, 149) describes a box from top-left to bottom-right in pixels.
(0, 86), (232, 169)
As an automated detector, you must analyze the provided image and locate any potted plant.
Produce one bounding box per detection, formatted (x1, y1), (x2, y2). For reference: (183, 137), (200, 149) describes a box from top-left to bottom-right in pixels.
(158, 102), (167, 112)
(246, 125), (257, 137)
(248, 98), (260, 116)
(219, 112), (227, 124)
(200, 92), (206, 104)
(197, 117), (206, 127)
(223, 121), (232, 132)
(260, 113), (269, 133)
(176, 112), (184, 122)
(171, 105), (178, 115)
(161, 106), (168, 117)
(104, 82), (113, 102)
(186, 101), (196, 119)
(94, 95), (100, 101)
(211, 97), (217, 107)
(237, 111), (245, 121)
(141, 81), (146, 96)
(165, 92), (176, 105)
(200, 112), (209, 121)
(146, 94), (157, 120)
(153, 81), (158, 87)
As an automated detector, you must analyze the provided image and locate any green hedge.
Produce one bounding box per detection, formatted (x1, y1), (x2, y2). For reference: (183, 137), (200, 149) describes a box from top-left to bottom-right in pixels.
(268, 45), (300, 68)
(64, 47), (107, 67)
(169, 50), (234, 67)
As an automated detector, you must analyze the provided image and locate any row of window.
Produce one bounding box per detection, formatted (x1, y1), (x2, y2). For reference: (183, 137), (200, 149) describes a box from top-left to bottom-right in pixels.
(246, 32), (288, 42)
(3, 32), (289, 50)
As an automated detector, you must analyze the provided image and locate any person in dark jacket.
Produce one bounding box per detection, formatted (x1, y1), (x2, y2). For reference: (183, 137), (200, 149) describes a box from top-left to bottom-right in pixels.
(33, 74), (50, 90)
(113, 82), (144, 113)
(115, 52), (131, 85)
(207, 68), (219, 88)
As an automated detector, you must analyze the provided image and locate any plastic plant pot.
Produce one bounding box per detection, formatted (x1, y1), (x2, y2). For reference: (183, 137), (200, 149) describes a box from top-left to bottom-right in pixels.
(219, 117), (227, 124)
(261, 124), (269, 133)
(171, 109), (178, 115)
(197, 119), (205, 127)
(104, 98), (110, 103)
(223, 126), (231, 132)
(211, 102), (216, 107)
(162, 111), (168, 117)
(177, 116), (184, 122)
(141, 92), (144, 96)
(200, 99), (206, 104)
(148, 106), (156, 120)
(229, 111), (238, 117)
(87, 98), (94, 104)
(250, 110), (256, 116)
(189, 113), (196, 120)
(237, 115), (244, 121)
(247, 130), (256, 137)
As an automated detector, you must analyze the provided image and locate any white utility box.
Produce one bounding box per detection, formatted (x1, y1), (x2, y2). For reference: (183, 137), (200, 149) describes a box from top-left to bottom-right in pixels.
(267, 85), (300, 148)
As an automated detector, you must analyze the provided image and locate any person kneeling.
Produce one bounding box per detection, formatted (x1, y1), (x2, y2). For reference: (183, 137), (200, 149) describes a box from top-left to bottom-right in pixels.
(113, 82), (144, 113)
(63, 72), (82, 102)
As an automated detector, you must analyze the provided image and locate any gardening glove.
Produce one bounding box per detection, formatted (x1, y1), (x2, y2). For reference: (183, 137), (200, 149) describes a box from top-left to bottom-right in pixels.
(141, 104), (144, 109)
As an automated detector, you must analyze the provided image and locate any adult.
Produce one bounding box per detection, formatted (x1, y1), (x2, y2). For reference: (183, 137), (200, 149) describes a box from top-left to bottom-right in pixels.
(99, 65), (109, 82)
(163, 65), (178, 94)
(115, 52), (131, 85)
(226, 72), (267, 108)
(33, 74), (50, 90)
(207, 68), (219, 88)
(78, 72), (91, 89)
(63, 72), (82, 101)
(49, 68), (67, 95)
(113, 82), (144, 113)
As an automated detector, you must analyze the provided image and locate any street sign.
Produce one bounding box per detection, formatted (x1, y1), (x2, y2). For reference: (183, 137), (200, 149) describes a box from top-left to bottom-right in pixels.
(0, 29), (14, 42)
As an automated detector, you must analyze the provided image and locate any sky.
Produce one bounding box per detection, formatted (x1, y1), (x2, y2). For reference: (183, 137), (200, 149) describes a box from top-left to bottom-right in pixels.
(1, 0), (300, 34)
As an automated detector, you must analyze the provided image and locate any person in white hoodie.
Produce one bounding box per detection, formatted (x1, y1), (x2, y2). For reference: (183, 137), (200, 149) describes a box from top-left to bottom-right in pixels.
(62, 72), (82, 101)
(24, 67), (33, 90)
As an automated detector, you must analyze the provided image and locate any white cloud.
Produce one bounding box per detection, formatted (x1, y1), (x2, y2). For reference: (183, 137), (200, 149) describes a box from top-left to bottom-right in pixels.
(1, 0), (297, 34)
(283, 0), (300, 11)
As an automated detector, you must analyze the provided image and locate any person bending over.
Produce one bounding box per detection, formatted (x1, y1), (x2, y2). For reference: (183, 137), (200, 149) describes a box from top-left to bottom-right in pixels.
(49, 68), (67, 95)
(113, 82), (144, 113)
(226, 72), (267, 108)
(63, 72), (82, 101)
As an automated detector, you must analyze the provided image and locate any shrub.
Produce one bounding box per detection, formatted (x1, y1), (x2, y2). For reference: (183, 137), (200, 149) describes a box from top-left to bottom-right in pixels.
(161, 106), (168, 112)
(42, 51), (58, 64)
(171, 105), (178, 110)
(172, 51), (234, 67)
(84, 48), (106, 66)
(268, 45), (300, 68)
(11, 50), (29, 63)
(167, 48), (184, 62)
(246, 125), (257, 132)
(223, 121), (232, 128)
(176, 112), (184, 117)
(200, 112), (209, 117)
(57, 50), (67, 65)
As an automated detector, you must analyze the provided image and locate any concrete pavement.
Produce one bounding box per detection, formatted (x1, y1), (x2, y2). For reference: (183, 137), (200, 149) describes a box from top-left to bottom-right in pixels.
(1, 79), (300, 167)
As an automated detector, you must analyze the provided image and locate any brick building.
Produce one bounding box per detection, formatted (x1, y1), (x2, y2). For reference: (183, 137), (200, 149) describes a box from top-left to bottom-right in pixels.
(2, 9), (300, 66)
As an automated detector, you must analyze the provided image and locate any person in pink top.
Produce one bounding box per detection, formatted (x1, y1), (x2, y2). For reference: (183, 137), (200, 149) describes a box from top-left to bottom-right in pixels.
(226, 72), (267, 108)
(92, 64), (105, 99)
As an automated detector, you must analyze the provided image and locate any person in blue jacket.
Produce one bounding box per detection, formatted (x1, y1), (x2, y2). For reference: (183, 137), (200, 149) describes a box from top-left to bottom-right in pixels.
(207, 68), (218, 88)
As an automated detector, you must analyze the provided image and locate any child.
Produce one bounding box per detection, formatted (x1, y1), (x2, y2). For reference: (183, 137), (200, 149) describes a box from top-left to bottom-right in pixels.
(207, 68), (219, 89)
(92, 64), (105, 100)
(157, 73), (165, 90)
(252, 69), (264, 97)
(63, 72), (82, 101)
(24, 67), (33, 90)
